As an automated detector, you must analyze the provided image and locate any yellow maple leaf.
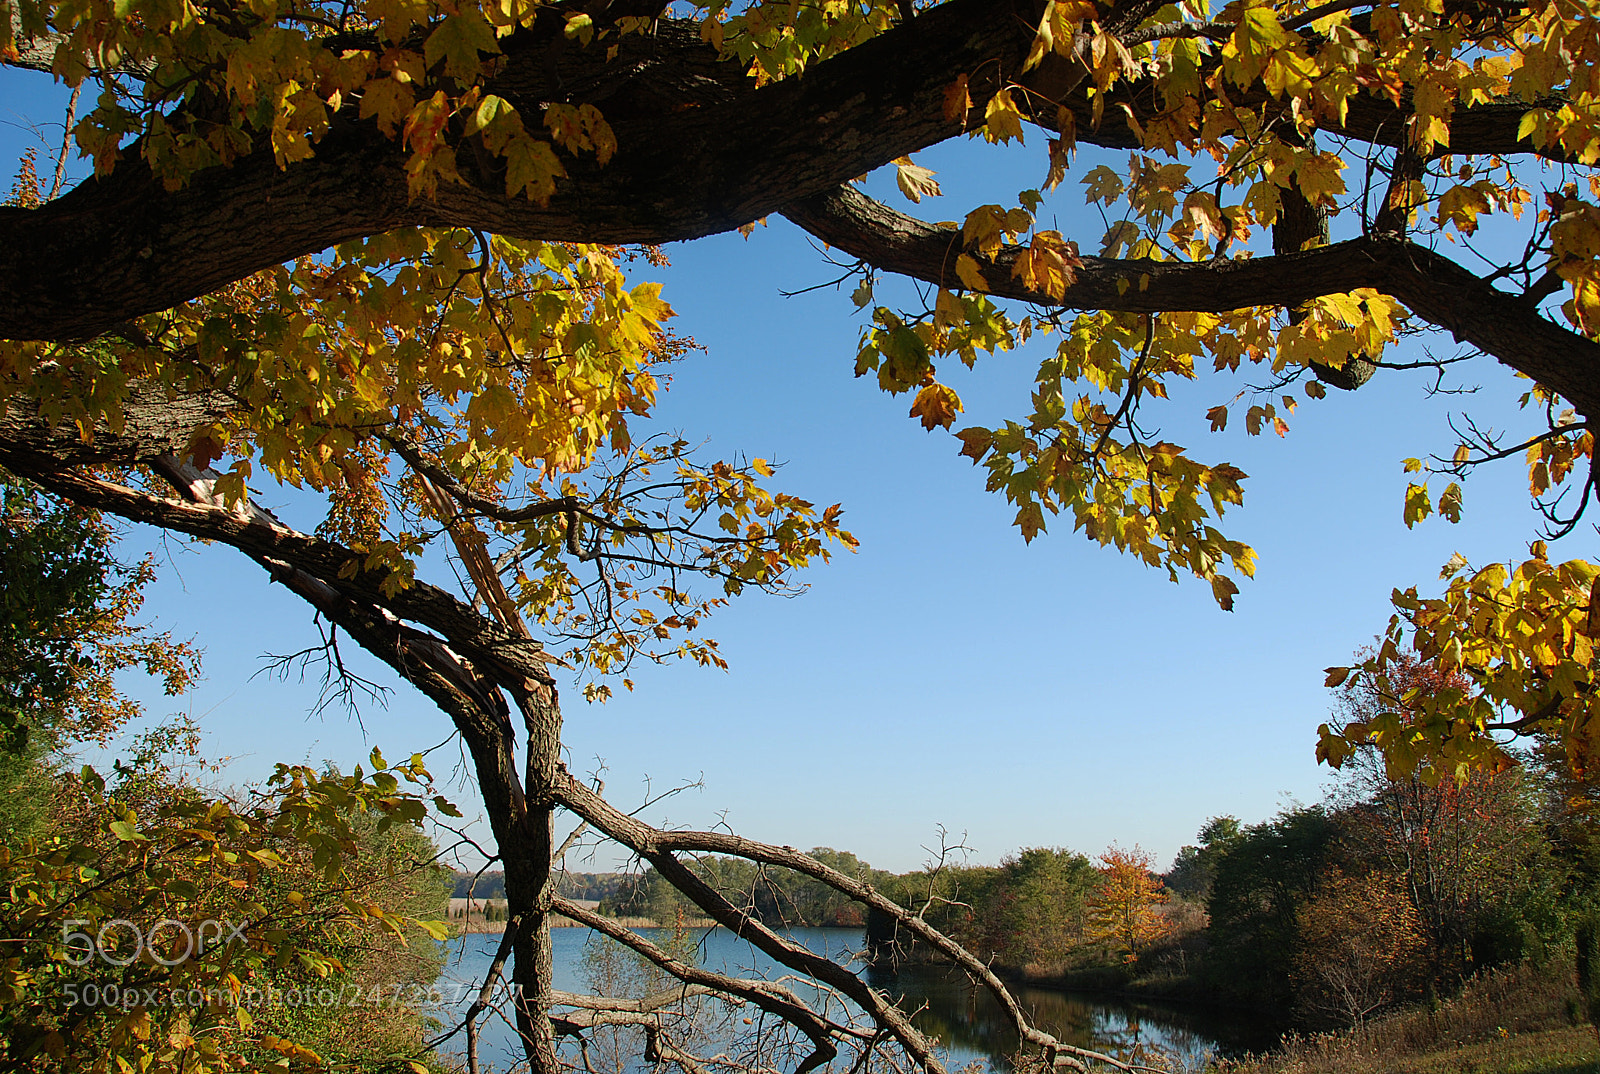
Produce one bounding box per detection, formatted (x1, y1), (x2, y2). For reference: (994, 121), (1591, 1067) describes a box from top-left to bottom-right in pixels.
(1295, 152), (1346, 206)
(366, 0), (433, 40)
(402, 90), (451, 158)
(983, 88), (1025, 144)
(423, 13), (500, 82)
(1014, 500), (1046, 542)
(503, 134), (566, 203)
(582, 104), (617, 165)
(962, 205), (1009, 256)
(955, 253), (989, 292)
(909, 382), (963, 430)
(358, 76), (415, 137)
(893, 156), (941, 203)
(545, 103), (589, 155)
(1226, 8), (1289, 84)
(1436, 182), (1492, 234)
(1012, 231), (1079, 300)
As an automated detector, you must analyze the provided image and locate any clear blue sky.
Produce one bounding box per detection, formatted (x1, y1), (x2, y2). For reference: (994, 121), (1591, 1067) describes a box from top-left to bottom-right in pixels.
(1, 66), (1568, 874)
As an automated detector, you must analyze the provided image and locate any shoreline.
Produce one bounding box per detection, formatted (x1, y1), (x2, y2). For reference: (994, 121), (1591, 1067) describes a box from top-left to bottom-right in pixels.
(451, 914), (718, 934)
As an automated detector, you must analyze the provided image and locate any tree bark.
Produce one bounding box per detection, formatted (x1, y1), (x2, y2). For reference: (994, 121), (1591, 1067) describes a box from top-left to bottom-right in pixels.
(783, 186), (1600, 421)
(0, 0), (1570, 342)
(0, 0), (1041, 340)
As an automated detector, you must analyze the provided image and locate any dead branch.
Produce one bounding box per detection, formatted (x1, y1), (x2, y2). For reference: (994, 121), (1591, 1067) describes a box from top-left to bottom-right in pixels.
(556, 773), (1145, 1073)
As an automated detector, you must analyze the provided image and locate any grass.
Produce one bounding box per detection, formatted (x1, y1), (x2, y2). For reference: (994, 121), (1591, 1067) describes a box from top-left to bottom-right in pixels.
(1210, 962), (1599, 1074)
(1385, 1026), (1599, 1074)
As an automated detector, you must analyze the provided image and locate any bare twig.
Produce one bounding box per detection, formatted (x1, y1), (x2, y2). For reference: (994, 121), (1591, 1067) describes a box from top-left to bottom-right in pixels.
(422, 912), (523, 1072)
(49, 85), (81, 200)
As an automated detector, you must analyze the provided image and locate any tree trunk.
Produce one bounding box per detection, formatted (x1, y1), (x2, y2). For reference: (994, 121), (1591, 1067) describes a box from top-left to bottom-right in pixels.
(508, 681), (563, 1074)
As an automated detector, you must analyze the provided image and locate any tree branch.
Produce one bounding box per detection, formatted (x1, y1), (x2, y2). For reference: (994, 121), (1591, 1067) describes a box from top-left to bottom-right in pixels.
(555, 771), (1141, 1073)
(782, 186), (1600, 421)
(1, 0), (1567, 341)
(551, 897), (860, 1074)
(0, 0), (1039, 340)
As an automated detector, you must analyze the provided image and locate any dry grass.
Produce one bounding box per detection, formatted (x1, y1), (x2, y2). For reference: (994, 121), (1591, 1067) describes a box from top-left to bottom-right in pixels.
(1386, 1026), (1599, 1073)
(1212, 962), (1597, 1074)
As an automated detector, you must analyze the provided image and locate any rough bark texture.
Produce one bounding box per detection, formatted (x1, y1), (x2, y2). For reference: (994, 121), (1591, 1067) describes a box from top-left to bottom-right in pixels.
(0, 0), (1569, 341)
(0, 0), (1039, 339)
(0, 382), (232, 464)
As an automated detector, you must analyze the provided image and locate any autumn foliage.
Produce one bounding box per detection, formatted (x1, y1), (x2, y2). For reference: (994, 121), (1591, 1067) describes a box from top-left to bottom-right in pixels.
(1292, 868), (1428, 1026)
(1087, 844), (1172, 963)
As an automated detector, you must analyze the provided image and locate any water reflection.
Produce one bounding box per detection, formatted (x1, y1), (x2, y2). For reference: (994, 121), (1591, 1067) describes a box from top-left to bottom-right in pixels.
(865, 963), (1271, 1071)
(436, 929), (1273, 1073)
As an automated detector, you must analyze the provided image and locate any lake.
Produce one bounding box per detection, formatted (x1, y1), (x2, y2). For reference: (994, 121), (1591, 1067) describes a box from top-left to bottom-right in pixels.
(433, 928), (1273, 1072)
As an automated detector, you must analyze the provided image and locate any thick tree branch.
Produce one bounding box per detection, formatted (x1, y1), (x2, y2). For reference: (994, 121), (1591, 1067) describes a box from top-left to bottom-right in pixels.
(0, 381), (233, 464)
(782, 186), (1600, 420)
(1, 0), (1567, 342)
(0, 0), (1043, 340)
(0, 447), (554, 697)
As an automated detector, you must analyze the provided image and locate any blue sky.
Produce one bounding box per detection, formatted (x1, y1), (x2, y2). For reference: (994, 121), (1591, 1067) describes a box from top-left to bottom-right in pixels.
(1, 65), (1572, 874)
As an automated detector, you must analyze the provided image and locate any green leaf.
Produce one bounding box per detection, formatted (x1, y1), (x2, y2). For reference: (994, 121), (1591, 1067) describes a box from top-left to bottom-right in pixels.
(1014, 501), (1045, 542)
(466, 94), (515, 137)
(413, 918), (451, 941)
(423, 14), (500, 81)
(109, 820), (146, 842)
(1404, 482), (1432, 528)
(1438, 481), (1463, 523)
(564, 12), (594, 41)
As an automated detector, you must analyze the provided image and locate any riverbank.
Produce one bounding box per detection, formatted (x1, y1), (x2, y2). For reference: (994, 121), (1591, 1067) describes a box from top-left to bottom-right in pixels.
(453, 913), (657, 932)
(1216, 1025), (1599, 1073)
(944, 956), (1284, 1034)
(1209, 961), (1597, 1074)
(963, 952), (1600, 1073)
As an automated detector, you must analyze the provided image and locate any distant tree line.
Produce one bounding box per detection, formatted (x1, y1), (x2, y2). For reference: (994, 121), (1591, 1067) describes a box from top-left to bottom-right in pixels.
(1175, 659), (1587, 1026)
(883, 660), (1600, 1029)
(453, 869), (631, 903)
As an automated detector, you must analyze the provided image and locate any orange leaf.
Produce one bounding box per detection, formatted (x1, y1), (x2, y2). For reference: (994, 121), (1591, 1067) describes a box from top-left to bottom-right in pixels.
(909, 383), (964, 431)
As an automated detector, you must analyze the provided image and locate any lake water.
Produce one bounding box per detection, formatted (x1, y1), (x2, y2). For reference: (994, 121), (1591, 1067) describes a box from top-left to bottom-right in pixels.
(433, 928), (1273, 1072)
